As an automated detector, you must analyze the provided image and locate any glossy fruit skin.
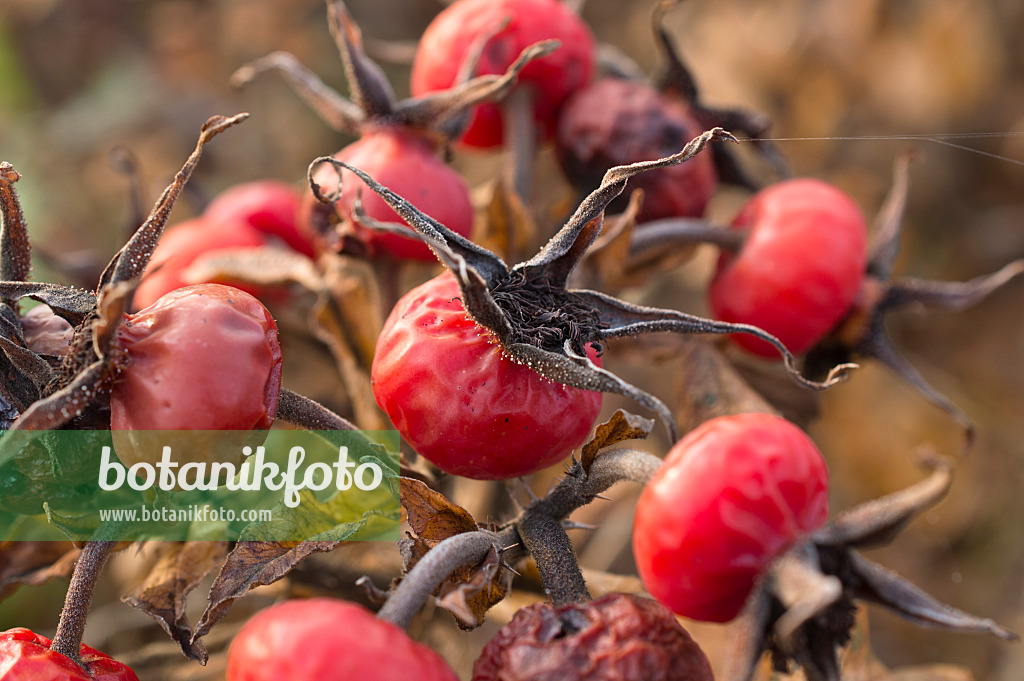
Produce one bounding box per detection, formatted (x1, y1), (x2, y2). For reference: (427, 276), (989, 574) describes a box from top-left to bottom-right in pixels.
(203, 180), (314, 257)
(709, 179), (868, 357)
(633, 413), (830, 623)
(226, 598), (458, 681)
(308, 128), (474, 261)
(133, 217), (268, 311)
(472, 593), (713, 681)
(0, 627), (139, 681)
(556, 78), (717, 221)
(411, 0), (596, 149)
(111, 284), (282, 450)
(371, 272), (603, 479)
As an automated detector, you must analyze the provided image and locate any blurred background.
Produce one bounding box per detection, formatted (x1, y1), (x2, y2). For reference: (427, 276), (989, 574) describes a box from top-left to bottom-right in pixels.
(1, 0), (1023, 678)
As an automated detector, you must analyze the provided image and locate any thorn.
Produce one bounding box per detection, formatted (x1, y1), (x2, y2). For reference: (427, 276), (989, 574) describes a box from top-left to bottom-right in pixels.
(501, 542), (522, 552)
(500, 561), (522, 577)
(562, 520), (598, 531)
(592, 494), (613, 502)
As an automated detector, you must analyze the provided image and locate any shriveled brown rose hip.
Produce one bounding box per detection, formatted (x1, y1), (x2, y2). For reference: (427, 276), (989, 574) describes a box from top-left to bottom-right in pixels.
(472, 593), (713, 681)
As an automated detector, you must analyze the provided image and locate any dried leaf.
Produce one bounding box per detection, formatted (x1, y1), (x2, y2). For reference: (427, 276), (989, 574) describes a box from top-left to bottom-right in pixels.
(401, 477), (478, 553)
(122, 541), (229, 662)
(182, 246), (322, 291)
(192, 540), (344, 643)
(579, 409), (654, 474)
(480, 171), (539, 264)
(436, 544), (511, 629)
(0, 541), (79, 601)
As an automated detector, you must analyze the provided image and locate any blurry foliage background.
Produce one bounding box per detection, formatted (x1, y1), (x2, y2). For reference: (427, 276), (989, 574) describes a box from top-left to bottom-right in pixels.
(1, 0), (1023, 679)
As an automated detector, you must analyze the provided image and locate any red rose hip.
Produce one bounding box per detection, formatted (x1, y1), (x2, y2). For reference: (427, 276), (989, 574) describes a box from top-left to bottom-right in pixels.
(633, 412), (830, 622)
(371, 272), (602, 479)
(709, 179), (868, 357)
(226, 598), (458, 681)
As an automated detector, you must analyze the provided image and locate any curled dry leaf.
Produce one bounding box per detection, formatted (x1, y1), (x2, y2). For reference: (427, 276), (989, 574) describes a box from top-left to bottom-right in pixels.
(121, 541), (229, 663)
(399, 478), (510, 628)
(0, 541), (79, 602)
(579, 409), (654, 475)
(191, 540), (345, 645)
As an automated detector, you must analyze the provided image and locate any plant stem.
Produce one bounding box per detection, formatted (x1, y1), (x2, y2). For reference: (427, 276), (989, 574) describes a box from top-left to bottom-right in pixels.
(504, 85), (536, 205)
(516, 511), (591, 605)
(376, 530), (501, 629)
(51, 540), (116, 665)
(629, 217), (745, 257)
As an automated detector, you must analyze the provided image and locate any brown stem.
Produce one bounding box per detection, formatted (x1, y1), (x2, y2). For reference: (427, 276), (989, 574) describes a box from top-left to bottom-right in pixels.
(51, 540), (116, 665)
(628, 217), (744, 257)
(516, 511), (591, 605)
(503, 85), (537, 205)
(275, 387), (358, 430)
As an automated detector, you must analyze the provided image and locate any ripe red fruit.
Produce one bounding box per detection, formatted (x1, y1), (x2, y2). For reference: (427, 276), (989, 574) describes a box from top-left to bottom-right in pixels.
(310, 129), (474, 261)
(633, 412), (829, 623)
(203, 180), (314, 257)
(133, 217), (268, 310)
(371, 271), (603, 480)
(226, 598), (458, 681)
(111, 283), (282, 437)
(0, 627), (138, 681)
(411, 0), (596, 148)
(472, 593), (714, 681)
(556, 78), (718, 221)
(709, 179), (868, 357)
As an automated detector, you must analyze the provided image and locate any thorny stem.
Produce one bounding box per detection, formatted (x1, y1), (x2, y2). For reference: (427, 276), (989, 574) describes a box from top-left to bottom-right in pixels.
(377, 448), (662, 625)
(275, 387), (358, 430)
(376, 530), (501, 629)
(583, 448), (662, 494)
(517, 511), (591, 605)
(50, 540), (117, 665)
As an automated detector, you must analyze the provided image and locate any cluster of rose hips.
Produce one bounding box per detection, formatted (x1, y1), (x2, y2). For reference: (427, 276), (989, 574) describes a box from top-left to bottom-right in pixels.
(1, 0), (1021, 680)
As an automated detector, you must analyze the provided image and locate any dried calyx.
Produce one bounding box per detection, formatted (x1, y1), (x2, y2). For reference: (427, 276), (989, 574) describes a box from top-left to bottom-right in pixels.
(311, 128), (854, 441)
(233, 0), (556, 253)
(234, 0), (554, 146)
(592, 0), (788, 189)
(731, 455), (1017, 681)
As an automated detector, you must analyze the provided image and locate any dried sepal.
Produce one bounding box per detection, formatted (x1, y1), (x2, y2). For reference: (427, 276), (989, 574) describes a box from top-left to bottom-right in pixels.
(398, 40), (560, 143)
(0, 282), (96, 325)
(238, 1), (553, 148)
(0, 162), (31, 286)
(99, 113), (250, 291)
(323, 127), (854, 440)
(232, 52), (365, 134)
(813, 454), (951, 549)
(729, 457), (1016, 681)
(650, 0), (789, 184)
(841, 550), (1016, 640)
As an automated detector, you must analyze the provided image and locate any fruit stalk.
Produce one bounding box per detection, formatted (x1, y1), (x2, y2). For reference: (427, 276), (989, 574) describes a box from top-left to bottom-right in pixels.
(50, 539), (116, 665)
